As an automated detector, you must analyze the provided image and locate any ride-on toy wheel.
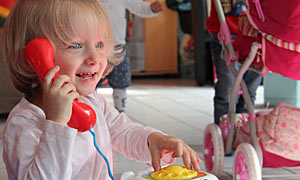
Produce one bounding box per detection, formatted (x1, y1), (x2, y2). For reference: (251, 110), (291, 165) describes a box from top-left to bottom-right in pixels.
(233, 143), (261, 180)
(203, 123), (224, 177)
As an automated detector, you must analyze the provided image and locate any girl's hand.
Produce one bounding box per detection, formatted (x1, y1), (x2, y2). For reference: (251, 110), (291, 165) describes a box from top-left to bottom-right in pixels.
(148, 132), (201, 171)
(42, 66), (79, 126)
(151, 1), (162, 13)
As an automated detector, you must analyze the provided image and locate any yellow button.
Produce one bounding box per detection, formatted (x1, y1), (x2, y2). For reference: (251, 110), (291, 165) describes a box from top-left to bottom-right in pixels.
(151, 165), (198, 180)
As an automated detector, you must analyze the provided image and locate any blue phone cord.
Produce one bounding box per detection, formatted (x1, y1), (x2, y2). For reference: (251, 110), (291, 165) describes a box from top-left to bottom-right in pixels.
(89, 129), (115, 180)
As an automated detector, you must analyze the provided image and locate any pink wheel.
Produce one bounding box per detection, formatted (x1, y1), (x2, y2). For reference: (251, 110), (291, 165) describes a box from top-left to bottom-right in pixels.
(233, 143), (261, 180)
(203, 123), (224, 178)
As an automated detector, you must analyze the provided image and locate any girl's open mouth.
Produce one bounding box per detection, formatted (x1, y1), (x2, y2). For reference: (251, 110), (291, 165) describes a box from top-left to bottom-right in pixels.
(76, 72), (97, 80)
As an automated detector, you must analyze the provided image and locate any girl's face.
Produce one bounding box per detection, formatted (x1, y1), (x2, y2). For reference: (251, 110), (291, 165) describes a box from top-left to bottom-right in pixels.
(53, 17), (108, 96)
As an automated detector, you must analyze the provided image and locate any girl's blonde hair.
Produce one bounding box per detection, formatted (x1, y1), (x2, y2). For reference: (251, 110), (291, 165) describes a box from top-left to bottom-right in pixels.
(2, 0), (124, 99)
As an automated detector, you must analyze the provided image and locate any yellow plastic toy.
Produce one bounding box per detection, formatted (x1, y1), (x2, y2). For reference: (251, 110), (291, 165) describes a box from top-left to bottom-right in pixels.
(150, 165), (198, 180)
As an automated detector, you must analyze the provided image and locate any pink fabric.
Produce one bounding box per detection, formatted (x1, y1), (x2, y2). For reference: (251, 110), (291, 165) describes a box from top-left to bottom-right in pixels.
(234, 30), (264, 72)
(246, 0), (300, 43)
(260, 140), (300, 168)
(234, 13), (300, 79)
(259, 103), (300, 160)
(263, 38), (300, 80)
(2, 92), (169, 180)
(240, 0), (300, 79)
(234, 15), (265, 73)
(234, 103), (300, 162)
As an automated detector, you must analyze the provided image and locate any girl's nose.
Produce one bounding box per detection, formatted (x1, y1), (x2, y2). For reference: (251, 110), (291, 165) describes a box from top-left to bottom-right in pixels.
(85, 58), (96, 66)
(85, 49), (99, 66)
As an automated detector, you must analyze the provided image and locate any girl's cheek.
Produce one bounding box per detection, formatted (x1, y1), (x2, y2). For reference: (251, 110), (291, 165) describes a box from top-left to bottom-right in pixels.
(98, 62), (106, 75)
(102, 60), (108, 70)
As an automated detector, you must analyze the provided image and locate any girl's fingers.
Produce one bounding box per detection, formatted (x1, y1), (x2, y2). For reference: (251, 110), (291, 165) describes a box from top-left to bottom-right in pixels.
(61, 83), (76, 94)
(171, 142), (184, 158)
(149, 134), (201, 172)
(43, 66), (60, 89)
(190, 150), (201, 171)
(150, 148), (162, 171)
(68, 91), (80, 101)
(172, 144), (200, 171)
(51, 75), (71, 89)
(182, 149), (191, 170)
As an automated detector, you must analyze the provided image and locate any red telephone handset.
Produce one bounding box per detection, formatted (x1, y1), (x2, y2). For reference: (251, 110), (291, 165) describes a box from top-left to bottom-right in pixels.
(25, 38), (96, 132)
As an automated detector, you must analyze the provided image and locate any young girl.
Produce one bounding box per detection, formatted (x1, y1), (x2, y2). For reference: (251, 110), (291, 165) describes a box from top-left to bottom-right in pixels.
(1, 0), (200, 179)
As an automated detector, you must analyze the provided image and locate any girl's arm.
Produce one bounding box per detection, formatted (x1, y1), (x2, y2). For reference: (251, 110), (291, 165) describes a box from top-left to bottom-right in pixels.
(98, 94), (200, 171)
(96, 94), (160, 162)
(123, 0), (160, 18)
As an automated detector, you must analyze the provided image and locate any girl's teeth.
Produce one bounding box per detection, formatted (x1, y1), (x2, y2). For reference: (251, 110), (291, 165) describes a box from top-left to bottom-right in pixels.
(77, 73), (96, 79)
(82, 76), (92, 80)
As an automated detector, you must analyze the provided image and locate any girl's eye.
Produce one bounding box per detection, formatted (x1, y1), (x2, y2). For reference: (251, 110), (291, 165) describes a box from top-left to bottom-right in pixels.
(96, 41), (104, 49)
(68, 43), (82, 49)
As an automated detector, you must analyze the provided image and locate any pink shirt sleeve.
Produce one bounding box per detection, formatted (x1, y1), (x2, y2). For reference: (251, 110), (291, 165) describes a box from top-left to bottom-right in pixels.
(2, 100), (77, 180)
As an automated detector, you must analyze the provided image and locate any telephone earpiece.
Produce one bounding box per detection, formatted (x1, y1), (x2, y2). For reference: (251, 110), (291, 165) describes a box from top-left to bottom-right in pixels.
(25, 38), (96, 132)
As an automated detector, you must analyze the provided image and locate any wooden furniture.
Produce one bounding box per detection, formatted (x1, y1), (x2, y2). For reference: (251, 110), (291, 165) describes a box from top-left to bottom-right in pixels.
(0, 29), (22, 114)
(130, 0), (178, 76)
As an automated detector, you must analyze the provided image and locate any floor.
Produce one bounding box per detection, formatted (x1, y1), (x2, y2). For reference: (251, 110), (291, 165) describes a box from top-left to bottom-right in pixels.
(0, 78), (300, 179)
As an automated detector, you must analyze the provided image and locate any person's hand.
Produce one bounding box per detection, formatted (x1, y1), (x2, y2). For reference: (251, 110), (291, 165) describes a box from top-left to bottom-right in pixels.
(148, 132), (201, 171)
(151, 1), (162, 13)
(42, 66), (79, 126)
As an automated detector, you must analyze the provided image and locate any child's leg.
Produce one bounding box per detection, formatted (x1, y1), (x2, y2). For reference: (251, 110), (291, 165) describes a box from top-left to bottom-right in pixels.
(236, 70), (262, 113)
(113, 88), (127, 112)
(108, 47), (131, 112)
(210, 33), (235, 124)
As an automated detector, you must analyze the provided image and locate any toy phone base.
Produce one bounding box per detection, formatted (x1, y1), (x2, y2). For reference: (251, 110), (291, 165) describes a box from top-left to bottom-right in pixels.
(120, 167), (219, 180)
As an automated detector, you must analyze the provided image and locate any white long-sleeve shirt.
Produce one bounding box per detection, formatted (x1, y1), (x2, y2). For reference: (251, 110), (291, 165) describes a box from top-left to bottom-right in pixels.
(99, 0), (158, 45)
(2, 91), (164, 180)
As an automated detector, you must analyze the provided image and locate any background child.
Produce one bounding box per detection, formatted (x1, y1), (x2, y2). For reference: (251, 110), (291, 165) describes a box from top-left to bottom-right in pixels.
(1, 0), (200, 179)
(206, 0), (262, 125)
(98, 0), (162, 112)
